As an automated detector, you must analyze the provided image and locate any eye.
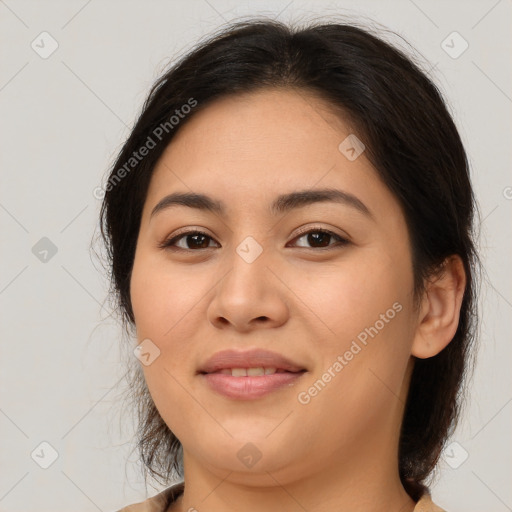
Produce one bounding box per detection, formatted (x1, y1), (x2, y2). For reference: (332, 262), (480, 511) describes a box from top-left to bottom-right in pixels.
(159, 227), (349, 252)
(288, 228), (349, 250)
(158, 230), (219, 251)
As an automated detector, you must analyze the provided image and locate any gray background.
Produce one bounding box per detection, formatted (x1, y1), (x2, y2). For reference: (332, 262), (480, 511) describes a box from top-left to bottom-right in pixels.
(0, 1), (511, 511)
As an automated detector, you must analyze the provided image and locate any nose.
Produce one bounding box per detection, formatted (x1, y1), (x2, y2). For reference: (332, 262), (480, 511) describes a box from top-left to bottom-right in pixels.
(206, 241), (289, 332)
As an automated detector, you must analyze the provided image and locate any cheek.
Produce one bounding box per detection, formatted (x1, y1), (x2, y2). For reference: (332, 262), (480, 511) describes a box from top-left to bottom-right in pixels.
(130, 256), (214, 439)
(130, 252), (207, 344)
(129, 254), (200, 406)
(288, 250), (412, 351)
(290, 250), (414, 416)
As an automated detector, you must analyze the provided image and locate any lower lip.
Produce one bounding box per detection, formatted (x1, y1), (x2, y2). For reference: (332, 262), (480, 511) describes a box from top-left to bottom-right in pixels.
(201, 371), (306, 400)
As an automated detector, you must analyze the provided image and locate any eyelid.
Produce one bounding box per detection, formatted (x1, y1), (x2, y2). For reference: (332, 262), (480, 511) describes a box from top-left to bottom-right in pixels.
(157, 228), (216, 250)
(291, 224), (350, 242)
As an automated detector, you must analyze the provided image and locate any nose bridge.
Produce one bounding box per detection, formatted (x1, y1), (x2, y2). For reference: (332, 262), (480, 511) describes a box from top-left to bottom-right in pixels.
(216, 211), (273, 288)
(225, 233), (270, 295)
(235, 234), (266, 266)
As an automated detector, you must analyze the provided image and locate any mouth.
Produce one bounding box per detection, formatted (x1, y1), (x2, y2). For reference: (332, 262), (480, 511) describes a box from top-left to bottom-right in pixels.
(202, 367), (305, 377)
(198, 348), (307, 374)
(197, 349), (307, 400)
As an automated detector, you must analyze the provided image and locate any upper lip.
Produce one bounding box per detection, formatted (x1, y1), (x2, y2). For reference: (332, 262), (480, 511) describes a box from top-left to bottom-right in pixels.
(198, 348), (307, 374)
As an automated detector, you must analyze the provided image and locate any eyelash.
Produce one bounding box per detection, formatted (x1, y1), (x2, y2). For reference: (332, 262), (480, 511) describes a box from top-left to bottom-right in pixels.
(158, 227), (350, 252)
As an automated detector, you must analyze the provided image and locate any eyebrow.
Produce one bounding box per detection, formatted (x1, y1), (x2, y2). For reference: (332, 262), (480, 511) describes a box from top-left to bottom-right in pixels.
(150, 188), (373, 220)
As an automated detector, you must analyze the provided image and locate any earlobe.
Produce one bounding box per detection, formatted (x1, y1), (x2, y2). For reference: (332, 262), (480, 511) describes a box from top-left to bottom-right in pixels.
(411, 255), (466, 359)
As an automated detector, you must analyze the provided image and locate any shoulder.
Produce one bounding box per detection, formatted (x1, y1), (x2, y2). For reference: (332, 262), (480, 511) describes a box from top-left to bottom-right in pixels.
(413, 489), (448, 512)
(115, 481), (185, 512)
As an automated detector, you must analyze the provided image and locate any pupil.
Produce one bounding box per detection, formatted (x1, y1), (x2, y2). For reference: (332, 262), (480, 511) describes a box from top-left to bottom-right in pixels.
(189, 234), (209, 249)
(308, 232), (330, 247)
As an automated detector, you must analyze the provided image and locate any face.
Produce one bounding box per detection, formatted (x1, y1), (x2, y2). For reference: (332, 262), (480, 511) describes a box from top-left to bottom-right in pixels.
(130, 88), (419, 486)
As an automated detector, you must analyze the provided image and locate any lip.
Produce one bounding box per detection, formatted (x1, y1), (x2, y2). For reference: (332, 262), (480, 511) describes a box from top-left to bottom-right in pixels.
(198, 348), (306, 374)
(198, 348), (307, 400)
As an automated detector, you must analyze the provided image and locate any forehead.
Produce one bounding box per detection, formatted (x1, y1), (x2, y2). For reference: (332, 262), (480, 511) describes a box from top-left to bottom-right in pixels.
(158, 88), (353, 171)
(143, 88), (396, 220)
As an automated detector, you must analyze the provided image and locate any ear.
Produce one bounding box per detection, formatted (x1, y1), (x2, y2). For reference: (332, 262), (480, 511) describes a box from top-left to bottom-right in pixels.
(411, 255), (466, 359)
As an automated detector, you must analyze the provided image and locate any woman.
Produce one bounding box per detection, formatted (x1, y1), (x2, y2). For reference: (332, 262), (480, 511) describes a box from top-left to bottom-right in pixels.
(99, 17), (478, 512)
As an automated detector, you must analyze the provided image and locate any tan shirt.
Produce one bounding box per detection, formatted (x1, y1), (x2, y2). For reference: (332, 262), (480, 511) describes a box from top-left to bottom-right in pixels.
(116, 481), (447, 511)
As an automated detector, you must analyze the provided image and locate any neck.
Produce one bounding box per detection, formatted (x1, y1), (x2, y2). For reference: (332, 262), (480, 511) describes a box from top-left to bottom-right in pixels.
(173, 440), (416, 512)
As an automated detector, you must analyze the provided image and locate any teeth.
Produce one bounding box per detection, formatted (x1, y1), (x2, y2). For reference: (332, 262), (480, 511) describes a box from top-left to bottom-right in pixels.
(216, 367), (279, 376)
(247, 367), (264, 376)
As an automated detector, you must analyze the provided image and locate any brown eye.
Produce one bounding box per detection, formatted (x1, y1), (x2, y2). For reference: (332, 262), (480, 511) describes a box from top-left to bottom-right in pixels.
(159, 228), (349, 252)
(159, 231), (218, 250)
(291, 229), (349, 250)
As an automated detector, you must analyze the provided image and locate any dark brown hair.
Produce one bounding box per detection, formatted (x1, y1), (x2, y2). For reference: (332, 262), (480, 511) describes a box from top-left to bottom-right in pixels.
(96, 17), (479, 500)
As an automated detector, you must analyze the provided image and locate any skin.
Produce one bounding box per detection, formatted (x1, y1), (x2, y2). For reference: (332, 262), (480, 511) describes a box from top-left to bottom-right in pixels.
(129, 88), (466, 512)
